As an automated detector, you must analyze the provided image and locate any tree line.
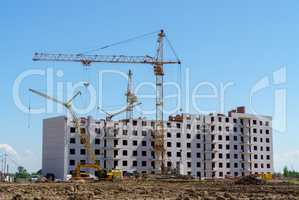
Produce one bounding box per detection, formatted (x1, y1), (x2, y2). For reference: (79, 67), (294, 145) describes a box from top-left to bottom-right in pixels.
(283, 166), (299, 178)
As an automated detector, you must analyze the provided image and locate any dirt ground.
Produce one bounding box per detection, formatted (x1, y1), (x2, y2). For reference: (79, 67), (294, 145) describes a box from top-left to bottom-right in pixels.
(0, 180), (298, 200)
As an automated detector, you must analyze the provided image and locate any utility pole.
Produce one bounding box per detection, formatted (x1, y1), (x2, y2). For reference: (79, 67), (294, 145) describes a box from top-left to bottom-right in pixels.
(6, 164), (9, 181)
(1, 153), (3, 173)
(0, 153), (7, 182)
(1, 153), (3, 172)
(3, 153), (7, 179)
(0, 153), (3, 181)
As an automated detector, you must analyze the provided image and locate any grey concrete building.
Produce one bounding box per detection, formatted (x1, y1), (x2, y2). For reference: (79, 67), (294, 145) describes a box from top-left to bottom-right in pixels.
(42, 107), (273, 180)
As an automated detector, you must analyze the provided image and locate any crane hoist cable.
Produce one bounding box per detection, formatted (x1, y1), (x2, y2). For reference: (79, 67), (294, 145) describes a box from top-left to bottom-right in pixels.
(177, 62), (183, 112)
(165, 36), (181, 62)
(81, 30), (160, 101)
(28, 92), (32, 128)
(83, 65), (91, 88)
(81, 30), (160, 54)
(83, 65), (91, 108)
(165, 35), (183, 112)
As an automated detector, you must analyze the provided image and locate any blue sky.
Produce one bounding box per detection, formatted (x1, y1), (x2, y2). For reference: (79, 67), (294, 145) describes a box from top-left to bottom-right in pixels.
(0, 0), (298, 172)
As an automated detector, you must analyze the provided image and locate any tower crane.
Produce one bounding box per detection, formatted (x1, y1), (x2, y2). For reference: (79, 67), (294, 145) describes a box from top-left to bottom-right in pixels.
(29, 88), (101, 179)
(125, 69), (138, 120)
(99, 102), (142, 121)
(98, 69), (140, 121)
(28, 88), (81, 125)
(32, 30), (181, 174)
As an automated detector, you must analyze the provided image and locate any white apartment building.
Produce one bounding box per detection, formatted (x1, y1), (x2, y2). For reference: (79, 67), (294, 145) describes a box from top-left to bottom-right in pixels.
(42, 107), (273, 180)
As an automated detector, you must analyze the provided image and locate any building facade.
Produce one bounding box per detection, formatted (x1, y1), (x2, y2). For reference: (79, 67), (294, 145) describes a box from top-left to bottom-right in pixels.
(42, 107), (273, 180)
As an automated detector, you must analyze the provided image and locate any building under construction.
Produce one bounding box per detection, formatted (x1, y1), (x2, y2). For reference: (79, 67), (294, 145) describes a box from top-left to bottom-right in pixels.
(42, 106), (273, 180)
(31, 30), (273, 180)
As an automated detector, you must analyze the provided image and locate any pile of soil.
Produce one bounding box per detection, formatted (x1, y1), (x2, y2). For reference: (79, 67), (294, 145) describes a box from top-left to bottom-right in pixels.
(235, 175), (266, 185)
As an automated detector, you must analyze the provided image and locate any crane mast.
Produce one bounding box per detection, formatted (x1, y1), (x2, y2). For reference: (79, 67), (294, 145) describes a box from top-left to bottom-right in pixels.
(32, 30), (180, 174)
(125, 69), (137, 120)
(154, 30), (166, 173)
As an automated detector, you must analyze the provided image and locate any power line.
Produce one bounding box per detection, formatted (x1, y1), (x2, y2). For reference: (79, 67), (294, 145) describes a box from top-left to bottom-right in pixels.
(0, 152), (19, 171)
(28, 92), (31, 128)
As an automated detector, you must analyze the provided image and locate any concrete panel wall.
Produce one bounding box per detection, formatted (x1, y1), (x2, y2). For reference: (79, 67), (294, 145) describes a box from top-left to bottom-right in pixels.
(42, 112), (273, 180)
(42, 116), (68, 180)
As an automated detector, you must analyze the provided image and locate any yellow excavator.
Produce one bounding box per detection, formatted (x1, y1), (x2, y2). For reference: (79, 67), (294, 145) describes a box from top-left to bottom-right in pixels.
(71, 120), (123, 181)
(257, 172), (273, 181)
(29, 88), (122, 181)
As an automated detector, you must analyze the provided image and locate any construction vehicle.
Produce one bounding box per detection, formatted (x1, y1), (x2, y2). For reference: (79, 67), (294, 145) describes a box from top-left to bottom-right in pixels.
(257, 172), (273, 181)
(235, 173), (273, 185)
(104, 169), (123, 181)
(72, 164), (101, 181)
(29, 89), (102, 180)
(33, 30), (181, 173)
(72, 165), (122, 181)
(32, 30), (181, 174)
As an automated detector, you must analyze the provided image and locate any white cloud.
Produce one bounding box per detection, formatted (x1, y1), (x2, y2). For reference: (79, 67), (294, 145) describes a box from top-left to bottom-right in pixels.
(0, 144), (19, 158)
(0, 145), (40, 172)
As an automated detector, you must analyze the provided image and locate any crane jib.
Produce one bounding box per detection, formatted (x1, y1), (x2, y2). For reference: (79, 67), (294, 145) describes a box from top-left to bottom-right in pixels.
(32, 53), (180, 65)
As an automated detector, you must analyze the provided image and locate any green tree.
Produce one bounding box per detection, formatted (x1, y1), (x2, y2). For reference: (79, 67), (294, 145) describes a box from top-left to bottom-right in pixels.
(15, 166), (30, 179)
(283, 166), (289, 177)
(283, 166), (299, 178)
